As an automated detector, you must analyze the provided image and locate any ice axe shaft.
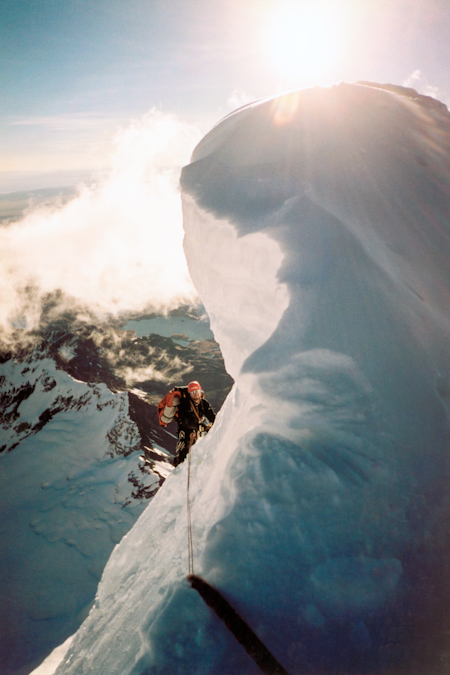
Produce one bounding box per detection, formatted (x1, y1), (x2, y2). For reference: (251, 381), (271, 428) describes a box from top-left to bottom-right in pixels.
(188, 574), (290, 675)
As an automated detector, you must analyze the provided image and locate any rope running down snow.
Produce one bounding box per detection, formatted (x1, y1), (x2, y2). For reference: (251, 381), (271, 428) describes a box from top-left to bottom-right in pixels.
(186, 399), (204, 576)
(186, 437), (195, 576)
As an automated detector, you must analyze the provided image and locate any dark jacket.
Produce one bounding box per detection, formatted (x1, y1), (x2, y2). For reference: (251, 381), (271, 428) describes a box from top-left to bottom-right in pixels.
(176, 387), (215, 432)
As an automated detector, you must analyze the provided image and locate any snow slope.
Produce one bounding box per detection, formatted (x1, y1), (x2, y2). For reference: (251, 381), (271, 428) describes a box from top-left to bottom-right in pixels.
(57, 82), (450, 674)
(0, 346), (166, 675)
(0, 311), (231, 675)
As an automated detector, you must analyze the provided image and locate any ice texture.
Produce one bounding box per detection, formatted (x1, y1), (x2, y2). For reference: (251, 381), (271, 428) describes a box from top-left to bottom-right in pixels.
(57, 83), (450, 674)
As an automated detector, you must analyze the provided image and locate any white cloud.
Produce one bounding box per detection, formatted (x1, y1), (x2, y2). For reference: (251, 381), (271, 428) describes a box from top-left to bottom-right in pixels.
(403, 70), (440, 100)
(0, 111), (201, 343)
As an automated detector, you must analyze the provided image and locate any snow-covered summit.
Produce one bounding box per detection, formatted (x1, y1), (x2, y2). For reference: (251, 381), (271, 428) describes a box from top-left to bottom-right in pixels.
(57, 83), (450, 675)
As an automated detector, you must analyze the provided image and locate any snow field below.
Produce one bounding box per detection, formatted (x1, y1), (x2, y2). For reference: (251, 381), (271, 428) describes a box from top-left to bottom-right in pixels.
(0, 355), (149, 673)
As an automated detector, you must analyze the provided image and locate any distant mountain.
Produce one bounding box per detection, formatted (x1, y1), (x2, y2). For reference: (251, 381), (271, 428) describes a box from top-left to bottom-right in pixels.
(0, 306), (233, 675)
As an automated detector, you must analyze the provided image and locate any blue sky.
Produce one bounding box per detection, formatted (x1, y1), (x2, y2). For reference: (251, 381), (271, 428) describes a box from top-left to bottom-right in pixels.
(2, 0), (450, 186)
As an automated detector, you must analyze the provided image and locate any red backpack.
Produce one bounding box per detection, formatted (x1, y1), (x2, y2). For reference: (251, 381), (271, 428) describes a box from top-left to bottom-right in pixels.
(157, 388), (182, 427)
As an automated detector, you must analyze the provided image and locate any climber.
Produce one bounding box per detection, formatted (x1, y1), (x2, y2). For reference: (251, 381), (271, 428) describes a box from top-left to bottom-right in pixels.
(157, 381), (216, 466)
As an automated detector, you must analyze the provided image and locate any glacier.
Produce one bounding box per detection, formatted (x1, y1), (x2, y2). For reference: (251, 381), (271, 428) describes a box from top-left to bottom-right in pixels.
(56, 82), (450, 674)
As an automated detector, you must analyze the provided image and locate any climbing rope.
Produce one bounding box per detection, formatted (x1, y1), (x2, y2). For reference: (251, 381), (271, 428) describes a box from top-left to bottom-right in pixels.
(186, 401), (204, 575)
(186, 435), (195, 576)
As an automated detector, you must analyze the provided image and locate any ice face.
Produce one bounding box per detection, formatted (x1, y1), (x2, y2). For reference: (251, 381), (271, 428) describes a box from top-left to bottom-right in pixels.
(179, 82), (450, 672)
(181, 84), (450, 372)
(181, 192), (289, 379)
(57, 83), (450, 675)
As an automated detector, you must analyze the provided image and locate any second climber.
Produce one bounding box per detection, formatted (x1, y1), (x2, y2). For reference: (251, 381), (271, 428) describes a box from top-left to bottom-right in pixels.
(157, 380), (216, 466)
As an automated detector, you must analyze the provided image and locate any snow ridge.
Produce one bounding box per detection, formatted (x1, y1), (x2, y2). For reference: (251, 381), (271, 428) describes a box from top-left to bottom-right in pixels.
(57, 82), (450, 675)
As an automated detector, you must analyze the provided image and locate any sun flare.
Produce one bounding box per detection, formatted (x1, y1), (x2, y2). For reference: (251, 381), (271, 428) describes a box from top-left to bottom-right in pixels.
(263, 1), (348, 79)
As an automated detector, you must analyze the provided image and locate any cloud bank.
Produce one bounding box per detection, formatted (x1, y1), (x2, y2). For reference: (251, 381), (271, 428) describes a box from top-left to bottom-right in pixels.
(0, 111), (200, 344)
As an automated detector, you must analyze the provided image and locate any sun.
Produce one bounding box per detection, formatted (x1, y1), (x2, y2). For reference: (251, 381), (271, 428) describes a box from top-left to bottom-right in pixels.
(262, 1), (348, 80)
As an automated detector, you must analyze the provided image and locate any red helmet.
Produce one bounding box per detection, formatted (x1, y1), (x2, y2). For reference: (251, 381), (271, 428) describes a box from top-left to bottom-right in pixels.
(187, 381), (202, 393)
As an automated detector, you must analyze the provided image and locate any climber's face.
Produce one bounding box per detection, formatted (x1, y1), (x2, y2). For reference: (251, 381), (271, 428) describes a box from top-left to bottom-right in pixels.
(190, 389), (202, 403)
